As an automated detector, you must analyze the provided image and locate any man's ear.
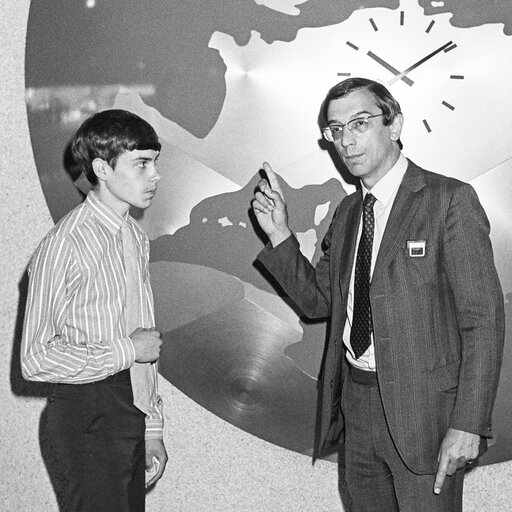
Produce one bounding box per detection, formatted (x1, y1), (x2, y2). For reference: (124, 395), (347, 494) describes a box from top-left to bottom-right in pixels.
(390, 113), (404, 143)
(92, 158), (110, 183)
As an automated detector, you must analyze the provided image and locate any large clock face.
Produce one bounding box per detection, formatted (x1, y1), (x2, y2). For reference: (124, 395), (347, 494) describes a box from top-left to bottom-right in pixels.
(341, 14), (460, 134)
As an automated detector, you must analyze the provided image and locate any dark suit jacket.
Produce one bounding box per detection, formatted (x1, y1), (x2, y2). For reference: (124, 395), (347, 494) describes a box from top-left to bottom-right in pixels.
(258, 159), (505, 474)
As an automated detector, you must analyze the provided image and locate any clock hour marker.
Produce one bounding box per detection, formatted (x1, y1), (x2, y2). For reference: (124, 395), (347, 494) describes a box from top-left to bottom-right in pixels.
(400, 11), (405, 26)
(442, 101), (455, 111)
(346, 41), (359, 51)
(450, 75), (464, 80)
(444, 43), (457, 52)
(426, 20), (435, 33)
(369, 18), (378, 32)
(423, 120), (432, 133)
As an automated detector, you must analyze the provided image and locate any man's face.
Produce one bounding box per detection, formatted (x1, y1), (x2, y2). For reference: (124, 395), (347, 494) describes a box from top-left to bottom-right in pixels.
(326, 88), (403, 189)
(97, 149), (161, 215)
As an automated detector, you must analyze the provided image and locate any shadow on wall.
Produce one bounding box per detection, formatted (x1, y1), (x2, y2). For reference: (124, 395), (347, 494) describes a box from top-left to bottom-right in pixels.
(10, 270), (50, 399)
(10, 272), (66, 508)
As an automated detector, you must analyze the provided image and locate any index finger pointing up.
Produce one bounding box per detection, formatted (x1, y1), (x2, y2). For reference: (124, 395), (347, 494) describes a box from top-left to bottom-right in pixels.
(262, 162), (284, 197)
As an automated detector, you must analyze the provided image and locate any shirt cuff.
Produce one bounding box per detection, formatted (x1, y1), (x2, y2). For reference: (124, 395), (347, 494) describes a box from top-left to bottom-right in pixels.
(257, 235), (298, 267)
(111, 336), (137, 373)
(145, 417), (164, 440)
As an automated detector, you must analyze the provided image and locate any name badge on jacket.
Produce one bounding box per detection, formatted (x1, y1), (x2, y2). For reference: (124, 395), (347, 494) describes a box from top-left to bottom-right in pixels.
(407, 240), (426, 257)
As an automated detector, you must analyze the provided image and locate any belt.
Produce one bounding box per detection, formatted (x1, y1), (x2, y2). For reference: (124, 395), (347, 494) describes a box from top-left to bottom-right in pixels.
(349, 365), (378, 385)
(53, 369), (131, 387)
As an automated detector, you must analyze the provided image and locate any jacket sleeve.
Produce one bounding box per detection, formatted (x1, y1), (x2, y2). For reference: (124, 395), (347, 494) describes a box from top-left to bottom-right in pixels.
(443, 183), (505, 437)
(256, 206), (340, 320)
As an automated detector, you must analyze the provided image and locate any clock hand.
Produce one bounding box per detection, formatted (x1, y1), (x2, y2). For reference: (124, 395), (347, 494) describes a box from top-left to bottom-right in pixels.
(367, 51), (414, 86)
(388, 41), (454, 85)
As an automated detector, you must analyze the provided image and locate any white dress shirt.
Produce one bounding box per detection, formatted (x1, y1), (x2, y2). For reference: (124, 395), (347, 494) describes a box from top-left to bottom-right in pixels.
(343, 153), (408, 371)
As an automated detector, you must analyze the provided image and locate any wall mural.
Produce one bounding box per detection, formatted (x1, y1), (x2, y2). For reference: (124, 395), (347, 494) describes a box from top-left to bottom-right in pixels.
(26, 0), (512, 463)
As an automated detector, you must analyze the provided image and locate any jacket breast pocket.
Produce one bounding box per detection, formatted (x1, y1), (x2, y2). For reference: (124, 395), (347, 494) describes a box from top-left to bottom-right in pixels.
(430, 360), (460, 393)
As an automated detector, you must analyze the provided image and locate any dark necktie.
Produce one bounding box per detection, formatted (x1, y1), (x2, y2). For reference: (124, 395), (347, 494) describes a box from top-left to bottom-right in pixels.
(350, 193), (377, 359)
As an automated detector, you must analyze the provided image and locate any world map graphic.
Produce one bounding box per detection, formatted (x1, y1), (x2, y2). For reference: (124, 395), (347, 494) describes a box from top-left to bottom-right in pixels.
(25, 0), (512, 463)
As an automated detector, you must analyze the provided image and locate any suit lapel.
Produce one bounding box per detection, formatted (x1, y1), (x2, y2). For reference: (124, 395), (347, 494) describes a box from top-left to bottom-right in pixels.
(337, 193), (362, 295)
(371, 161), (426, 286)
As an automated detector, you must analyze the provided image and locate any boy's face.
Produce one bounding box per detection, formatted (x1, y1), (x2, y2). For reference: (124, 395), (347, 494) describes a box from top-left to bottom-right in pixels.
(95, 149), (161, 215)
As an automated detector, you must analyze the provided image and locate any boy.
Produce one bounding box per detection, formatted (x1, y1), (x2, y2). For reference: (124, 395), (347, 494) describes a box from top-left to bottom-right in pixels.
(21, 109), (168, 512)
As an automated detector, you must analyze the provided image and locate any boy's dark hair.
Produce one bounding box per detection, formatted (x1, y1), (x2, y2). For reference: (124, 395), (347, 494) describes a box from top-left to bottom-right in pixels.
(321, 77), (403, 149)
(71, 109), (162, 186)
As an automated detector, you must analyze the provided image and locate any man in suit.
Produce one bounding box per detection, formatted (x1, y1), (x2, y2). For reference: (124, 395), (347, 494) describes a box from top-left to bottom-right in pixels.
(252, 77), (504, 511)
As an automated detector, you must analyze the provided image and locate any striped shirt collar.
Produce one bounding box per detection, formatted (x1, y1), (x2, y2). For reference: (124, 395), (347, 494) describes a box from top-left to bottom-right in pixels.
(85, 190), (130, 234)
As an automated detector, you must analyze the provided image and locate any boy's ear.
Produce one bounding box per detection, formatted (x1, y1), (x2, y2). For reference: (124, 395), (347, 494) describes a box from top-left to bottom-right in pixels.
(92, 158), (110, 183)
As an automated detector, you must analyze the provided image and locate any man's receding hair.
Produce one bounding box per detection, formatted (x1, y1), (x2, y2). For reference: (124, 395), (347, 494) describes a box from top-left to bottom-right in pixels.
(71, 109), (161, 187)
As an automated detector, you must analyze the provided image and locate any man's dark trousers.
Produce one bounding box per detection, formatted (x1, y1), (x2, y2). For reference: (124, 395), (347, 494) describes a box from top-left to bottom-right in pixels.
(342, 366), (464, 512)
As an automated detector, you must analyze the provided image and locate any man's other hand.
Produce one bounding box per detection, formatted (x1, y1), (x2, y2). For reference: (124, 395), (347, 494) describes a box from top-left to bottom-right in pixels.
(434, 427), (480, 494)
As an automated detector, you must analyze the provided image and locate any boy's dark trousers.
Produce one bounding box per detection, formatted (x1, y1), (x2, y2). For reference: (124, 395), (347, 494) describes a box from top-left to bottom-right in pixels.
(46, 370), (146, 512)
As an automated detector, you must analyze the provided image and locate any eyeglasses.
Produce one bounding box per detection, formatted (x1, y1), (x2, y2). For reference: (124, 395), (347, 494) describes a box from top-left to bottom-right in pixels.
(322, 113), (385, 142)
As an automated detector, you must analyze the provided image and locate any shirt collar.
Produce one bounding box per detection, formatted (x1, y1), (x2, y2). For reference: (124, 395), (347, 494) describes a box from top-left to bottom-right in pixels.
(361, 153), (408, 207)
(85, 190), (130, 234)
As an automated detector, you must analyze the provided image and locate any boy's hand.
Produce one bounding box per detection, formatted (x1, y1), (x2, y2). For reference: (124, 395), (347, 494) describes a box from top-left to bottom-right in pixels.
(130, 328), (162, 363)
(145, 439), (168, 488)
